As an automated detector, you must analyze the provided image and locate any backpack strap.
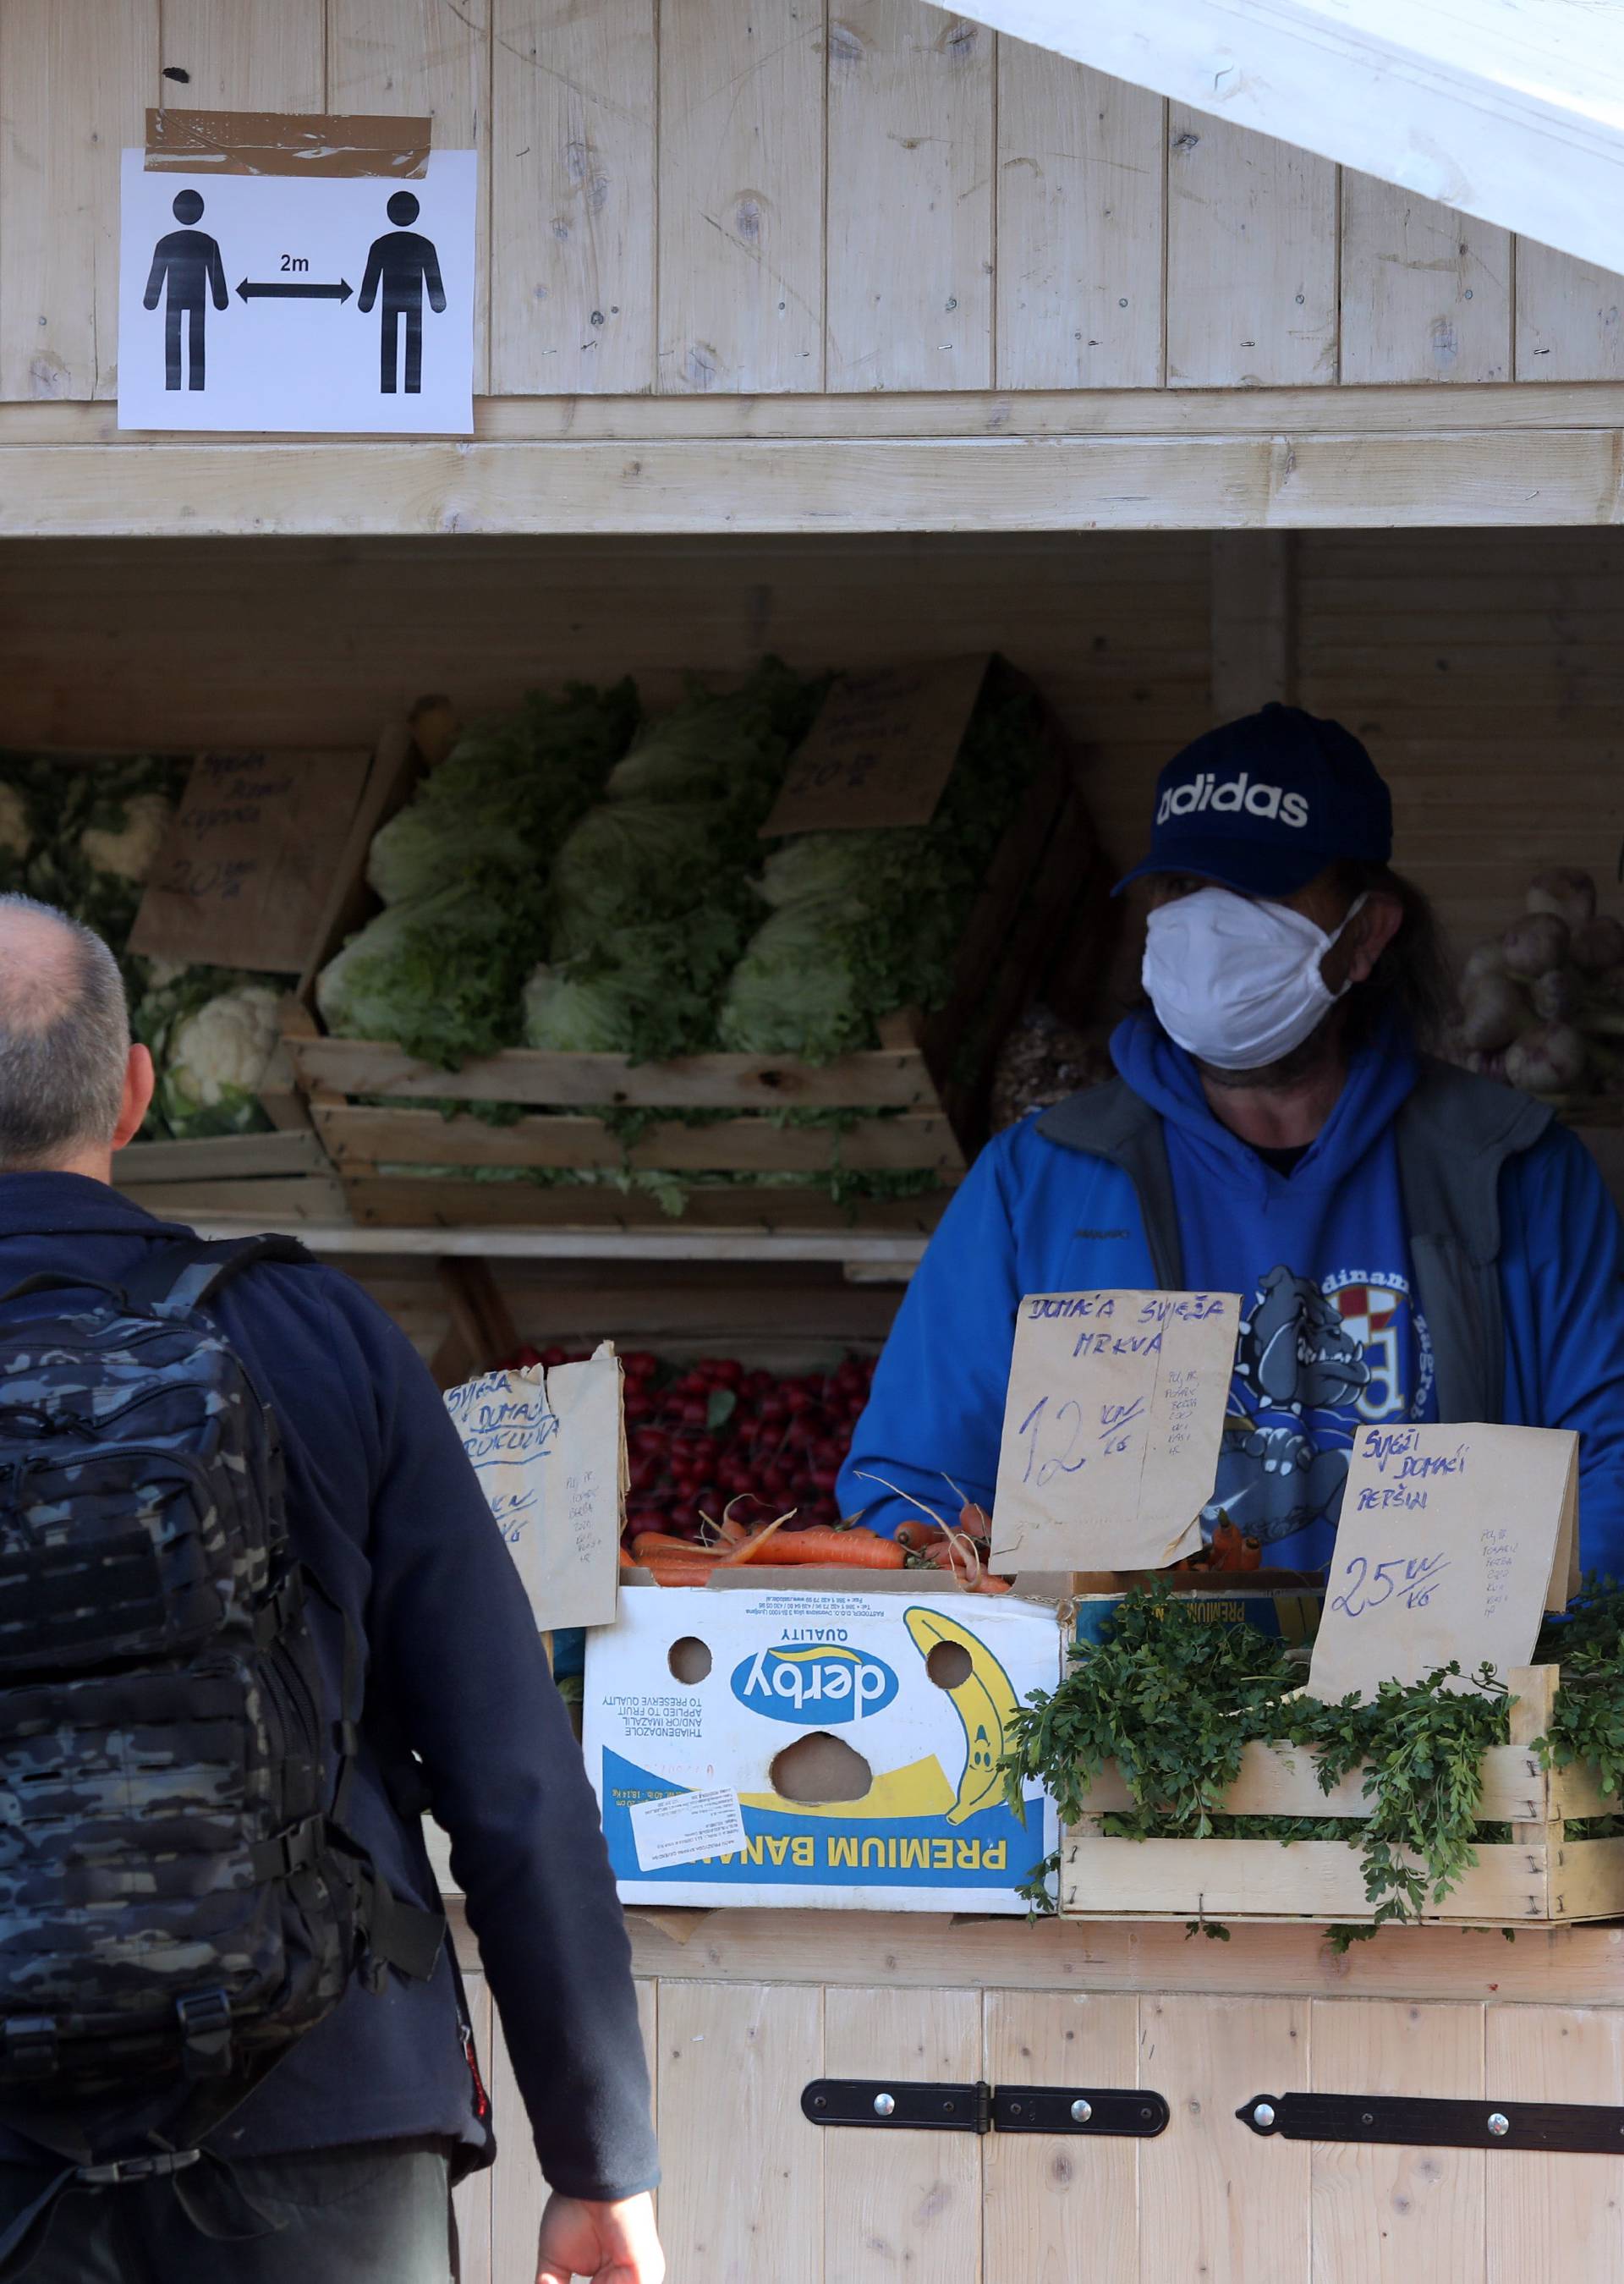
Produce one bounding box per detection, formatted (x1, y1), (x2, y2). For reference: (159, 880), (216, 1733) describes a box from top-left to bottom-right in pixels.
(122, 1232), (315, 1315)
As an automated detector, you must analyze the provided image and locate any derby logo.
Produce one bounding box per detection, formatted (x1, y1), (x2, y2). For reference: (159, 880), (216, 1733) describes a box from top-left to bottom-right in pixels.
(1156, 771), (1309, 829)
(731, 1644), (899, 1725)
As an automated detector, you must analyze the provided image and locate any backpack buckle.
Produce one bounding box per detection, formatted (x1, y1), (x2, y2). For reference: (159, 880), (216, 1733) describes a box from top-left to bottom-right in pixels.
(78, 2149), (201, 2188)
(176, 1989), (233, 2079)
(2, 2017), (58, 2079)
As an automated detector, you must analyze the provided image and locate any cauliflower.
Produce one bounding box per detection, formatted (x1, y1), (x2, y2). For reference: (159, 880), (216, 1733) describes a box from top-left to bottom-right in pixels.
(0, 782), (32, 863)
(80, 792), (174, 884)
(156, 985), (281, 1138)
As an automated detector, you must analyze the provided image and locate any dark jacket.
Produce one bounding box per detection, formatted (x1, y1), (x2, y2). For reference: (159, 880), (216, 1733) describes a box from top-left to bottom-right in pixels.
(0, 1175), (658, 2201)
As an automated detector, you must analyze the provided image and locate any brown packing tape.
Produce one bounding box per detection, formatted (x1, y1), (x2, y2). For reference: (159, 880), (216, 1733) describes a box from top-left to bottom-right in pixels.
(145, 108), (431, 179)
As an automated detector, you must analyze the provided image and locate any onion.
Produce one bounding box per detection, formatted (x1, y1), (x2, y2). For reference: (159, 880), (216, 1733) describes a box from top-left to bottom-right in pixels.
(1505, 1023), (1588, 1098)
(1531, 965), (1585, 1022)
(1502, 911), (1571, 980)
(1462, 940), (1508, 986)
(1527, 866), (1597, 929)
(1457, 974), (1533, 1051)
(1572, 915), (1624, 975)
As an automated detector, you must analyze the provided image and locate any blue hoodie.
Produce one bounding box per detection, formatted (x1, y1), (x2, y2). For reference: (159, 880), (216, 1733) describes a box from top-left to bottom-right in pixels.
(838, 1016), (1624, 1575)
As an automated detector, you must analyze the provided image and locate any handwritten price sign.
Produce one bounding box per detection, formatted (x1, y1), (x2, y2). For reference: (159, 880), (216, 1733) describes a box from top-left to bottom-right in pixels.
(446, 1345), (625, 1632)
(1308, 1422), (1579, 1702)
(758, 657), (990, 838)
(990, 1289), (1241, 1574)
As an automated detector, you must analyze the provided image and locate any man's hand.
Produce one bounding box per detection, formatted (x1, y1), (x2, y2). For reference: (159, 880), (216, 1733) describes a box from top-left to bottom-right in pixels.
(536, 2190), (664, 2284)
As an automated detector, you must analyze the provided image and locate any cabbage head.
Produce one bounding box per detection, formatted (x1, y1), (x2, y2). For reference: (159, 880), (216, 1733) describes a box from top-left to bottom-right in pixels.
(550, 799), (743, 952)
(716, 900), (873, 1061)
(316, 885), (541, 1066)
(367, 680), (637, 903)
(524, 914), (743, 1060)
(606, 659), (822, 815)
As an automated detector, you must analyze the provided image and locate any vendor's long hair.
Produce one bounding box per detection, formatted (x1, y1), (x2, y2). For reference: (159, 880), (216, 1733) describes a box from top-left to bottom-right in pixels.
(1334, 860), (1458, 1053)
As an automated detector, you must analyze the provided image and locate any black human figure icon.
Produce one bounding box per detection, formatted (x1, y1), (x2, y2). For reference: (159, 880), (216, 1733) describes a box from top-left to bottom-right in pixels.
(142, 189), (228, 392)
(358, 191), (446, 395)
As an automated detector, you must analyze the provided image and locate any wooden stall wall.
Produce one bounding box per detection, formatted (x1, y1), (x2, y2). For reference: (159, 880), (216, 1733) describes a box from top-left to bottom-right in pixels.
(1, 524), (1616, 966)
(2, 0), (1621, 405)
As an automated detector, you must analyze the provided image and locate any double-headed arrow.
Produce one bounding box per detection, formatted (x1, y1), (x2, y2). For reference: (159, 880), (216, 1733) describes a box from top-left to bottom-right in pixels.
(236, 277), (354, 303)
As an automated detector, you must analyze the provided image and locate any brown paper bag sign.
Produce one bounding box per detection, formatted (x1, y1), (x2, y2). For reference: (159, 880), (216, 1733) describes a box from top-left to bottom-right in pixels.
(1307, 1422), (1580, 1704)
(445, 1341), (627, 1633)
(759, 656), (990, 837)
(989, 1289), (1242, 1573)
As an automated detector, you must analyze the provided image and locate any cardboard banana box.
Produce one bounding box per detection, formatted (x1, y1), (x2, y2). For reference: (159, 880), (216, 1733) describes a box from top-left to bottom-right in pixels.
(584, 1578), (1062, 1912)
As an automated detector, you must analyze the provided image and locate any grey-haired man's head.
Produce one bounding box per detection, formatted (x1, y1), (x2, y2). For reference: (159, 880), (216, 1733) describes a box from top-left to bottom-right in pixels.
(0, 897), (145, 1172)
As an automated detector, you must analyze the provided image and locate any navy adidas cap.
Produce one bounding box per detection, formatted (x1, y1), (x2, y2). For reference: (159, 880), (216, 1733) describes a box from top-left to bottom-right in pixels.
(1114, 703), (1393, 898)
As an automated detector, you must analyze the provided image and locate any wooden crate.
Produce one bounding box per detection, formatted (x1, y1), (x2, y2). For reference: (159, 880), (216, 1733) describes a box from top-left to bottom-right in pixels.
(114, 1128), (348, 1226)
(287, 678), (1106, 1231)
(1059, 1666), (1624, 1927)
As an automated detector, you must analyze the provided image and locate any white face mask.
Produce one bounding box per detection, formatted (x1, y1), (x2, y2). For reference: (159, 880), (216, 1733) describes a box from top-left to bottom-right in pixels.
(1141, 886), (1368, 1072)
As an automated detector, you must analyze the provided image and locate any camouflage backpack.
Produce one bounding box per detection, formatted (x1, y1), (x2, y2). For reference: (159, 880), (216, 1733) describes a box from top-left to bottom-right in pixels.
(0, 1234), (445, 2177)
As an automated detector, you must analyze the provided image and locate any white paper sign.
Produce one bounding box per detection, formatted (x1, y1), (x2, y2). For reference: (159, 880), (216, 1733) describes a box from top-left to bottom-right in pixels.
(629, 1787), (749, 1874)
(990, 1290), (1241, 1572)
(1308, 1422), (1580, 1702)
(118, 148), (475, 433)
(446, 1343), (625, 1633)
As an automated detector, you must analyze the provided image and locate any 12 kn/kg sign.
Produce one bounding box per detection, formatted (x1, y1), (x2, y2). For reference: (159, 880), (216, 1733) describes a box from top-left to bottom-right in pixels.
(118, 150), (475, 434)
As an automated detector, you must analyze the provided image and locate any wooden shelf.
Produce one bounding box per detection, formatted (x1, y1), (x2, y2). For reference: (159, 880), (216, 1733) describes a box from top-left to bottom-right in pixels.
(184, 1219), (928, 1277)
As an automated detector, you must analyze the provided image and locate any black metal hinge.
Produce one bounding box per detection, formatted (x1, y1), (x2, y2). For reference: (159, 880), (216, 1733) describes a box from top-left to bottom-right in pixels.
(802, 2079), (1169, 2137)
(1239, 2091), (1624, 2155)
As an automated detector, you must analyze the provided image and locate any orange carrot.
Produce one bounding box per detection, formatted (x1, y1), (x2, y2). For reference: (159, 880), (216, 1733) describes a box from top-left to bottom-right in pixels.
(893, 1520), (938, 1554)
(744, 1528), (905, 1570)
(1239, 1535), (1263, 1572)
(957, 1502), (992, 1542)
(717, 1514), (793, 1567)
(641, 1558), (721, 1587)
(631, 1532), (726, 1562)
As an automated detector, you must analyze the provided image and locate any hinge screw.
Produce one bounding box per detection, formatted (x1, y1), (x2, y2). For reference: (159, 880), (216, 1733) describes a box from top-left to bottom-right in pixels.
(873, 2092), (895, 2118)
(1487, 2112), (1510, 2137)
(1071, 2099), (1093, 2124)
(1253, 2101), (1276, 2129)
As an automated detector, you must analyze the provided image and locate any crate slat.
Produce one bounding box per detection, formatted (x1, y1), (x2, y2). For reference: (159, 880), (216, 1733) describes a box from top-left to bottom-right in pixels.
(1073, 1739), (1557, 1825)
(313, 1102), (963, 1174)
(118, 1174), (348, 1222)
(1058, 1836), (1560, 1924)
(118, 1129), (331, 1183)
(290, 1034), (940, 1112)
(343, 1178), (949, 1232)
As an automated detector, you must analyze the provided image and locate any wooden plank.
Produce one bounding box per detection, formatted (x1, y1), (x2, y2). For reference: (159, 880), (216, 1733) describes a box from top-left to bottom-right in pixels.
(451, 1971), (494, 2284)
(22, 385), (1624, 443)
(914, 0), (1624, 286)
(1058, 1837), (1557, 1924)
(822, 1985), (980, 2284)
(157, 0), (326, 112)
(1309, 1999), (1485, 2283)
(995, 47), (1163, 390)
(826, 0), (994, 393)
(0, 0), (159, 403)
(1073, 1740), (1555, 1826)
(315, 1104), (964, 1174)
(1210, 531), (1294, 717)
(1485, 2007), (1624, 2284)
(1138, 1994), (1309, 2284)
(10, 430), (1624, 536)
(1517, 242), (1624, 382)
(118, 1173), (348, 1221)
(341, 1177), (950, 1233)
(488, 2000), (548, 2284)
(658, 1979), (820, 2284)
(293, 1035), (938, 1109)
(328, 0), (492, 393)
(623, 1907), (1624, 2008)
(984, 1990), (1137, 2284)
(656, 0), (824, 394)
(115, 1129), (328, 1181)
(1166, 113), (1337, 387)
(490, 0), (655, 394)
(1339, 175), (1512, 384)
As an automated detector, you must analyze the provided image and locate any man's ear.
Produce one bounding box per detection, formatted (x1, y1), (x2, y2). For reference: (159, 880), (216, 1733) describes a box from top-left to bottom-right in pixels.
(1336, 891), (1405, 987)
(112, 1044), (156, 1153)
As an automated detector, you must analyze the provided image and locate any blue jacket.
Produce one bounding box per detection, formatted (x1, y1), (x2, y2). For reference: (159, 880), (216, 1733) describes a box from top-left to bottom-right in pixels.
(0, 1176), (657, 2199)
(839, 1022), (1624, 1576)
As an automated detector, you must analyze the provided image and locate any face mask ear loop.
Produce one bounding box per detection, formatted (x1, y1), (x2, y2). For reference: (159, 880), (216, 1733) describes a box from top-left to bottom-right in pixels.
(1321, 890), (1373, 1000)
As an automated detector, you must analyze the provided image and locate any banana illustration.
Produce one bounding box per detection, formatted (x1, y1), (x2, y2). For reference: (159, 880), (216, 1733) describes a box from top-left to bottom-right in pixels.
(903, 1606), (1022, 1826)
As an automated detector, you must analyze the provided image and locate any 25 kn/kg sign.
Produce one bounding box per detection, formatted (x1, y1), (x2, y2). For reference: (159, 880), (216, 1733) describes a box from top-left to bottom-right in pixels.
(118, 150), (475, 434)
